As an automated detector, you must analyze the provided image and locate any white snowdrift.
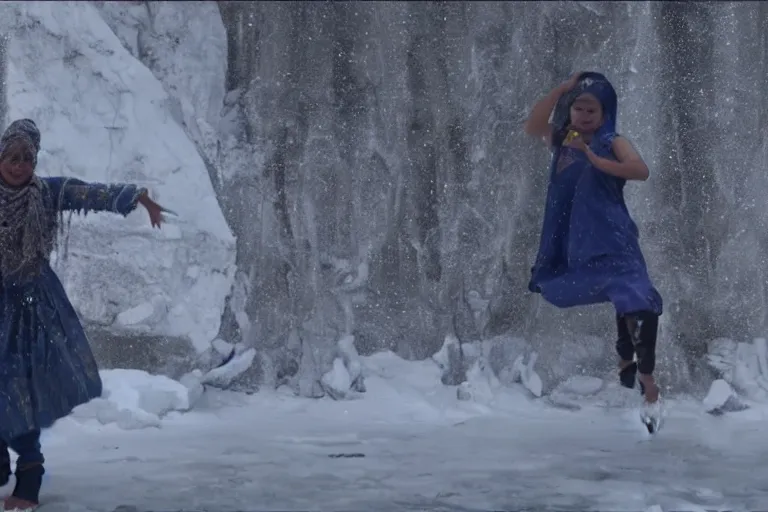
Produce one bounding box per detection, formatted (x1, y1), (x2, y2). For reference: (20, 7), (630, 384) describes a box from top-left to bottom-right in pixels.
(70, 347), (261, 431)
(70, 369), (194, 430)
(0, 1), (236, 353)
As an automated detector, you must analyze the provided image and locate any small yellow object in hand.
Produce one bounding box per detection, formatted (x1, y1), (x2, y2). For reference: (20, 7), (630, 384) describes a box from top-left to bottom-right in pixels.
(564, 130), (580, 145)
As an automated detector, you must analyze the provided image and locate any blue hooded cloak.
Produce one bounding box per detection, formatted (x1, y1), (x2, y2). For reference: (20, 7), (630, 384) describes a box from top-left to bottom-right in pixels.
(528, 72), (662, 316)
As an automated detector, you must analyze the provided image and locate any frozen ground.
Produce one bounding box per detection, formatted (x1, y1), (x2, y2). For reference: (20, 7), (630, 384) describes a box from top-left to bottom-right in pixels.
(3, 351), (767, 512)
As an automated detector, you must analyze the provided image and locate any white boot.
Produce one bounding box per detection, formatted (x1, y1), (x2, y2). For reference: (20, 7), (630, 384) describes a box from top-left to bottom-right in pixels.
(640, 395), (663, 434)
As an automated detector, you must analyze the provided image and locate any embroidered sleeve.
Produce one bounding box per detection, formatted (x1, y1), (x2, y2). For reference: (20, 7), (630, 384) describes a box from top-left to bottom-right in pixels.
(43, 177), (147, 217)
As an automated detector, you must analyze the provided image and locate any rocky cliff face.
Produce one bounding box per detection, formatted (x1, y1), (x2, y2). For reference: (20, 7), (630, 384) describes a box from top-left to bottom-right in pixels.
(0, 1), (236, 376)
(3, 1), (767, 397)
(214, 1), (768, 393)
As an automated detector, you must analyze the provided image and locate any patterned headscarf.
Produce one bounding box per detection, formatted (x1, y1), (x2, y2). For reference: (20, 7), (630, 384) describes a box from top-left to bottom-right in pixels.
(0, 119), (56, 280)
(0, 119), (41, 156)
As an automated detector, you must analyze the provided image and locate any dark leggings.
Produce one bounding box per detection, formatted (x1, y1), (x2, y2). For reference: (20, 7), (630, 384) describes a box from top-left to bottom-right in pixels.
(615, 311), (659, 375)
(0, 430), (45, 503)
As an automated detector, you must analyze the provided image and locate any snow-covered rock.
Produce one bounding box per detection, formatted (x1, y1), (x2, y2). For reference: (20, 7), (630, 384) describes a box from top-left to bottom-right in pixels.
(200, 347), (256, 388)
(96, 1), (226, 189)
(457, 356), (501, 404)
(176, 343), (261, 395)
(192, 336), (237, 372)
(212, 338), (235, 358)
(707, 337), (768, 401)
(320, 358), (353, 400)
(547, 375), (605, 410)
(703, 379), (734, 412)
(319, 335), (367, 400)
(432, 334), (465, 385)
(178, 368), (205, 406)
(484, 335), (528, 384)
(70, 369), (195, 429)
(0, 2), (236, 356)
(701, 378), (748, 415)
(338, 335), (366, 393)
(513, 352), (543, 398)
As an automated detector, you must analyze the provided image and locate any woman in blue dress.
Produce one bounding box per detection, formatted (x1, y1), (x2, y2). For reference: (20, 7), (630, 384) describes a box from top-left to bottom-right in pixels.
(523, 73), (663, 413)
(0, 119), (166, 510)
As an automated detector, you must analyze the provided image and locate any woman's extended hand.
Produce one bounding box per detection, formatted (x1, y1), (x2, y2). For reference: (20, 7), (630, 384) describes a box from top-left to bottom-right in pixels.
(138, 191), (165, 228)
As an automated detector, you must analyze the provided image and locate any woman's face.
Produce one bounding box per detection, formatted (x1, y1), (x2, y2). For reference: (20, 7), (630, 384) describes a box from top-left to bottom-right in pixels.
(569, 93), (603, 134)
(0, 139), (35, 187)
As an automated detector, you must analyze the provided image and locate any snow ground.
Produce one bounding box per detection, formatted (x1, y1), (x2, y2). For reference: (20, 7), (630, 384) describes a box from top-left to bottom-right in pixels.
(2, 352), (766, 512)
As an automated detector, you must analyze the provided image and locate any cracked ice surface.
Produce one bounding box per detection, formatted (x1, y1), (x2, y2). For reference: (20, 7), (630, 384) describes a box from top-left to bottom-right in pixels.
(13, 355), (768, 512)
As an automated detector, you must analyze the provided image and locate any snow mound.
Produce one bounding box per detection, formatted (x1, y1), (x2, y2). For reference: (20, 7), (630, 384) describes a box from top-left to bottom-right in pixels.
(369, 351), (476, 420)
(548, 376), (606, 410)
(319, 335), (366, 400)
(70, 369), (194, 430)
(457, 356), (501, 404)
(358, 350), (537, 424)
(432, 334), (465, 386)
(321, 358), (353, 400)
(0, 2), (236, 355)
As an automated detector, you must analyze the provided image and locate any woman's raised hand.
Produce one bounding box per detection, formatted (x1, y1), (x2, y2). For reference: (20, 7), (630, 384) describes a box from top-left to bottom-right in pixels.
(559, 72), (583, 93)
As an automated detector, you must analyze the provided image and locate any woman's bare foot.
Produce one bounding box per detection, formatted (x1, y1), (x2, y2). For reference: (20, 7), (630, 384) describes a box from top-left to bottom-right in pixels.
(638, 373), (659, 403)
(4, 495), (37, 511)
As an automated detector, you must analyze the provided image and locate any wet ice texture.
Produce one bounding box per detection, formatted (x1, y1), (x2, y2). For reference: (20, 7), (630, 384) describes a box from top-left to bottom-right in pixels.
(14, 353), (768, 512)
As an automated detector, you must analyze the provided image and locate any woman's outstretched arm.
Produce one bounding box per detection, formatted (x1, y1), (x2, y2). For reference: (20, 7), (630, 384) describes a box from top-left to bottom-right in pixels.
(43, 177), (166, 227)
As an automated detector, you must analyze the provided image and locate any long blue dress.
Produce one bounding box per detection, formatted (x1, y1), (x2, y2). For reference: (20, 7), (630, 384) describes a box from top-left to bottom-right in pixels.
(0, 177), (145, 442)
(528, 74), (663, 317)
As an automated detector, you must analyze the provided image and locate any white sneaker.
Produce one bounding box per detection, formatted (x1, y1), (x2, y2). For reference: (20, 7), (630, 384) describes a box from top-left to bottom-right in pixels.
(640, 396), (663, 433)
